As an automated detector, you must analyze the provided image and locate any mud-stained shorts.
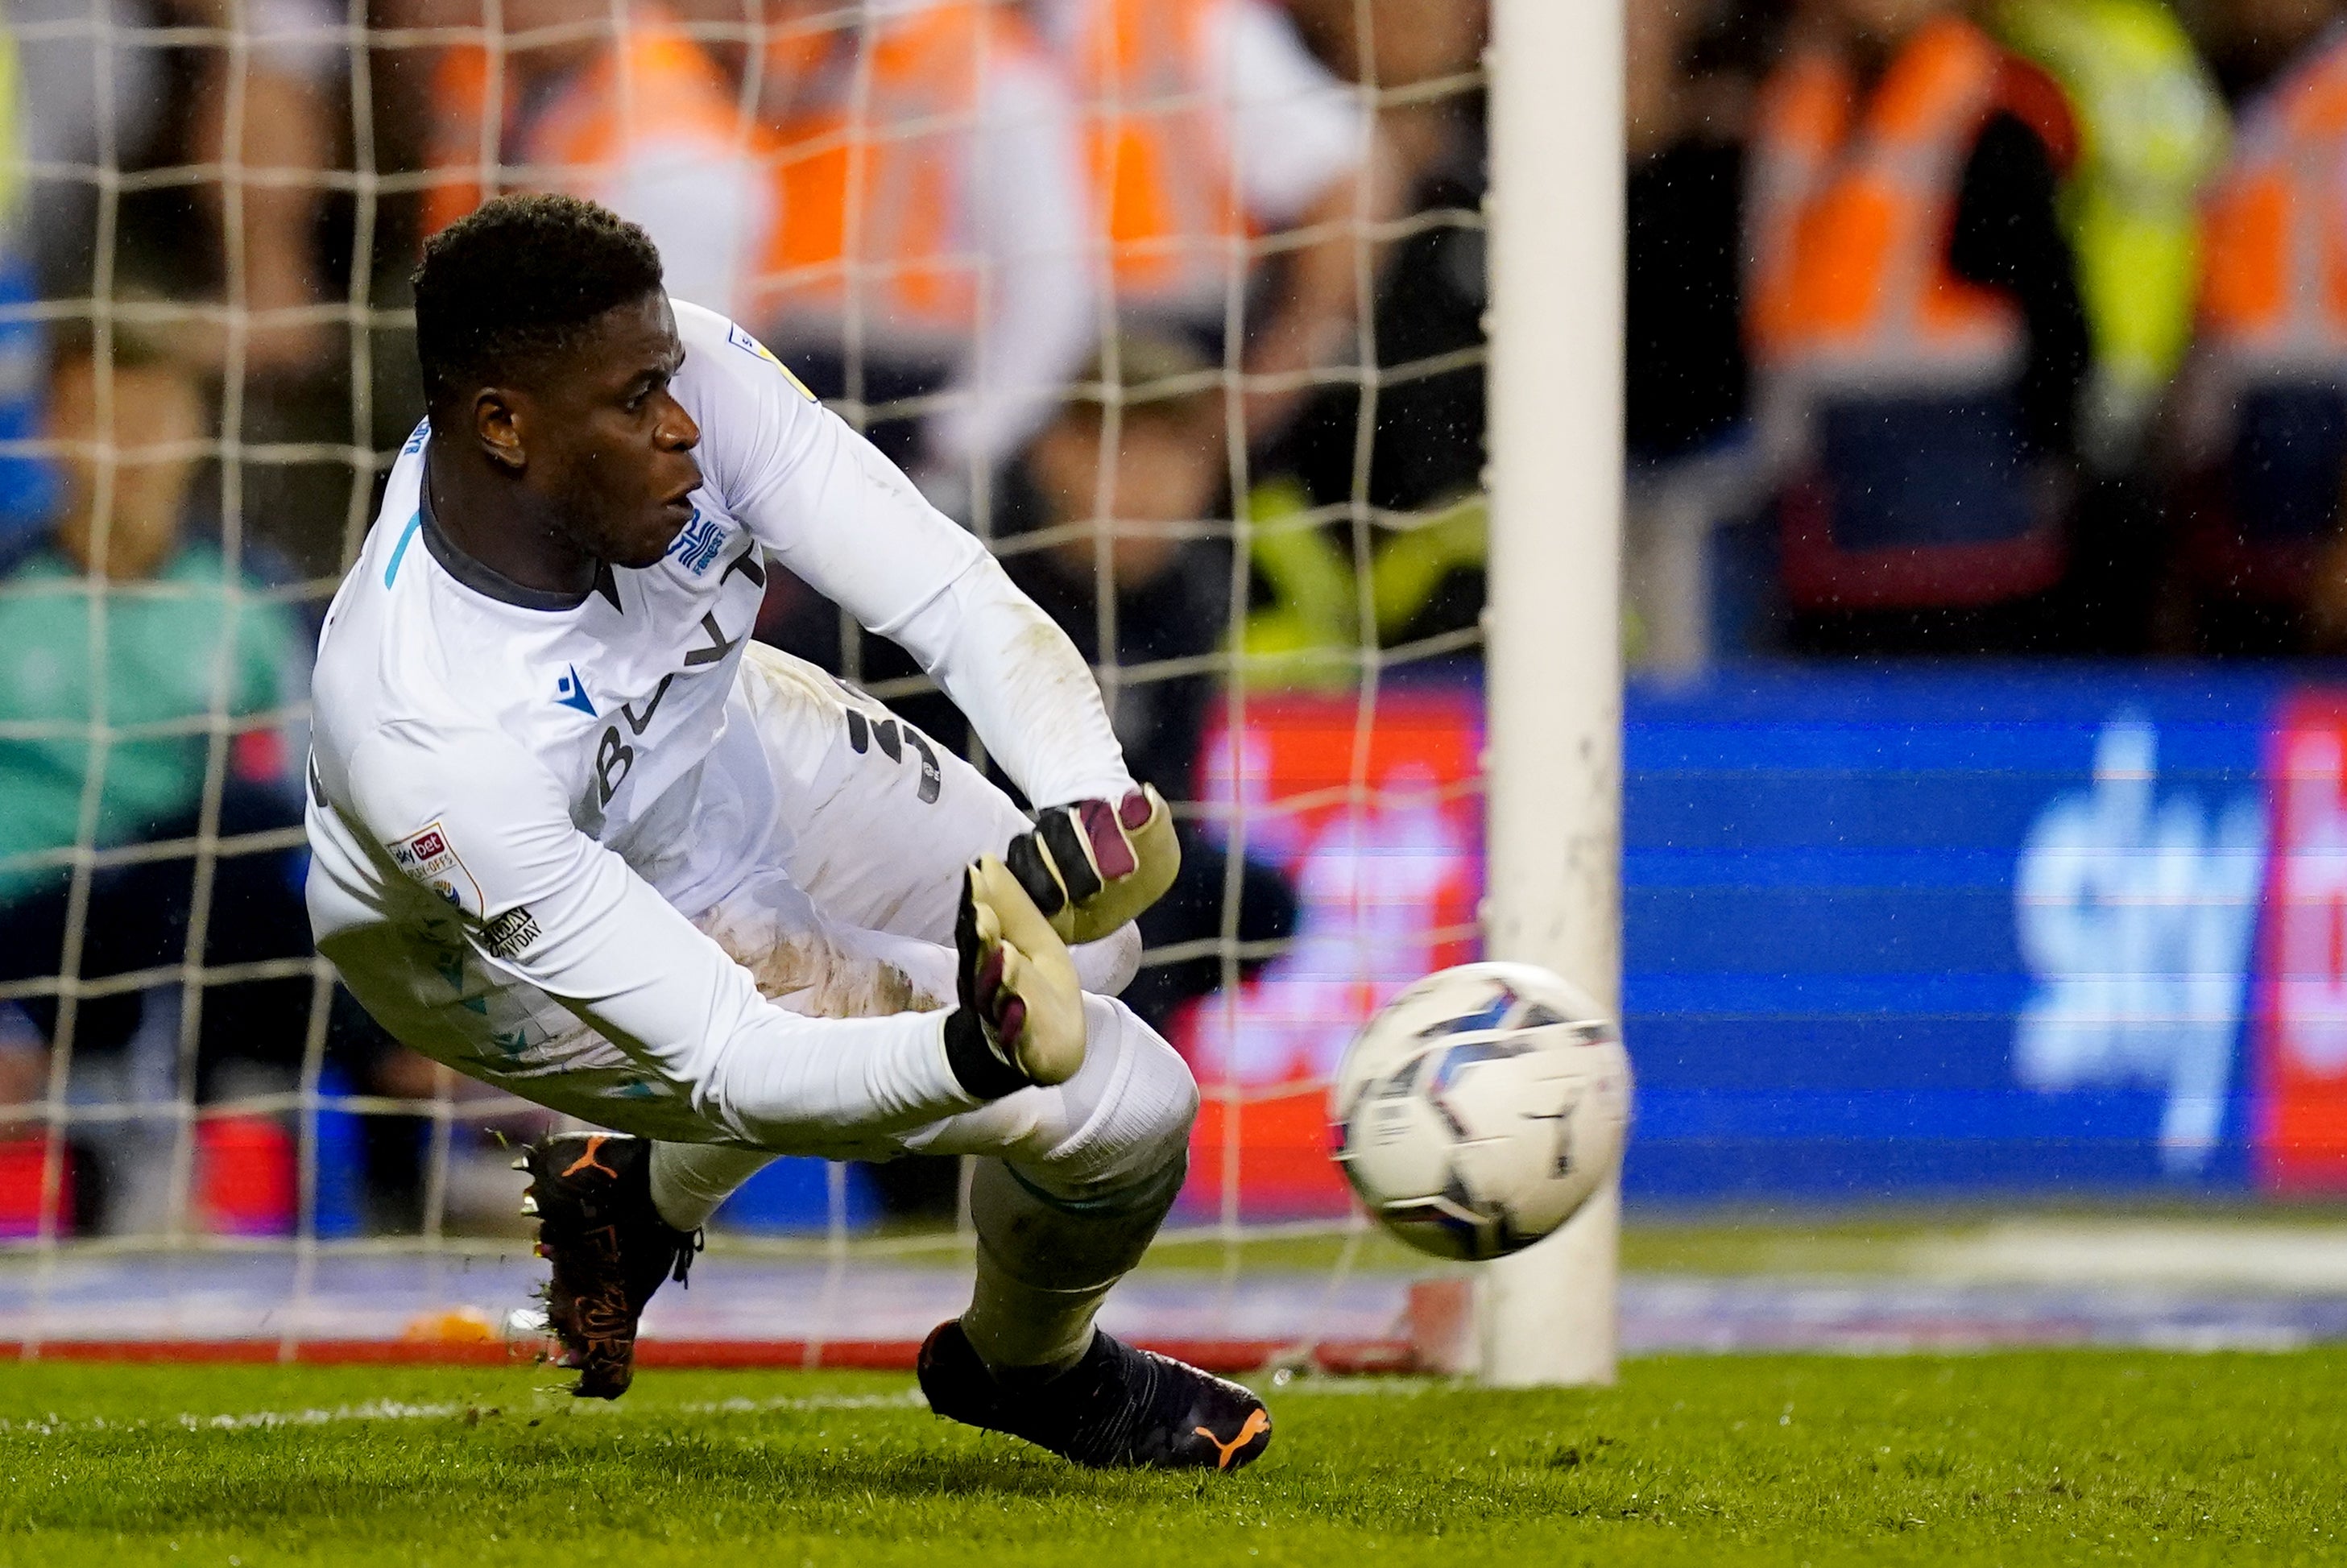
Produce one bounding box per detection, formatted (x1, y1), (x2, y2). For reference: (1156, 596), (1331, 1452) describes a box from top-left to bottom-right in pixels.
(333, 643), (1145, 1152)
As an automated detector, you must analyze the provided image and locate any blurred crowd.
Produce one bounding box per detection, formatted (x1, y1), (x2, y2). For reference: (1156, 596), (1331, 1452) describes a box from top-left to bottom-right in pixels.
(0, 0), (1487, 1235)
(1633, 0), (2347, 659)
(20, 0), (2347, 1235)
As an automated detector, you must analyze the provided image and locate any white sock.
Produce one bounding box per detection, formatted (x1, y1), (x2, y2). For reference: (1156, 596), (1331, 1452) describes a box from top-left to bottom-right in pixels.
(647, 1142), (778, 1231)
(963, 1246), (1117, 1376)
(958, 1156), (1182, 1376)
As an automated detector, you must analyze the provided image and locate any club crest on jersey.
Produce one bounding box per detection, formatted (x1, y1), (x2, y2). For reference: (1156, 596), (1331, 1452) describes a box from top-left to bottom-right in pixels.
(553, 664), (596, 716)
(388, 820), (482, 912)
(665, 510), (728, 576)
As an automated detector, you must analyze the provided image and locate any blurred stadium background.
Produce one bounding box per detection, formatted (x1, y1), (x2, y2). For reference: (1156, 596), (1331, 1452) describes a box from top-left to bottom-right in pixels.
(9, 0), (2347, 1370)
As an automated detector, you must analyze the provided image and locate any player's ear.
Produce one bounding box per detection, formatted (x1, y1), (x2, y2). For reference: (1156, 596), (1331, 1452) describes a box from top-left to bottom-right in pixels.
(473, 387), (526, 473)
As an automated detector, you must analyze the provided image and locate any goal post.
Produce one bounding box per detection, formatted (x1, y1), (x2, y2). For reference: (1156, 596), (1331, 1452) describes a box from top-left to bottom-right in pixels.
(0, 0), (1616, 1377)
(1476, 0), (1628, 1388)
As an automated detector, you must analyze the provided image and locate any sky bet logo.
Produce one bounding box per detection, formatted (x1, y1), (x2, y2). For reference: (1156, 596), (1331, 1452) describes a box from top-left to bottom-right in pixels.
(388, 819), (481, 912)
(2014, 718), (2266, 1175)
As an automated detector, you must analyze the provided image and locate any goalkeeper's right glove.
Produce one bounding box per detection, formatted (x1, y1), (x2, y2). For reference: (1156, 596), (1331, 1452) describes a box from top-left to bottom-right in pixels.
(943, 853), (1085, 1098)
(1006, 784), (1180, 945)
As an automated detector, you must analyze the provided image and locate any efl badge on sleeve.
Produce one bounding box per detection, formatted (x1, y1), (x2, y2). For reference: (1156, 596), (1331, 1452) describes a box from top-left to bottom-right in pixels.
(388, 821), (483, 915)
(727, 321), (817, 403)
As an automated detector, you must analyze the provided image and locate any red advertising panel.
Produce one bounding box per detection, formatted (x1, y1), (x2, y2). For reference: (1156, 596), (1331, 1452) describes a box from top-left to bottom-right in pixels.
(2258, 692), (2347, 1190)
(1174, 688), (1484, 1219)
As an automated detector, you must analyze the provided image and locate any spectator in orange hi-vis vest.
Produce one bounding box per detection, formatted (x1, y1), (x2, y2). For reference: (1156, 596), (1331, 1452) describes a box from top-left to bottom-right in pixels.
(2178, 0), (2347, 653)
(1748, 0), (2091, 652)
(743, 0), (1095, 505)
(1032, 0), (1400, 446)
(412, 0), (772, 328)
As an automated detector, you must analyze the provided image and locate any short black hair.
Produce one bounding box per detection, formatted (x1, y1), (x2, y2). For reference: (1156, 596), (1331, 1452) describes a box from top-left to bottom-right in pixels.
(412, 192), (664, 413)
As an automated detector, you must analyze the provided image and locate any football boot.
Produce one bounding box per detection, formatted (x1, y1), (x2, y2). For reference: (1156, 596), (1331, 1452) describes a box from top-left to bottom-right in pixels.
(917, 1319), (1273, 1471)
(518, 1131), (699, 1399)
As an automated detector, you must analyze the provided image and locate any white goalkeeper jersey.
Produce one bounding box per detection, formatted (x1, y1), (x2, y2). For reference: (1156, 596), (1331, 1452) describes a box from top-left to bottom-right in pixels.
(304, 298), (1135, 1148)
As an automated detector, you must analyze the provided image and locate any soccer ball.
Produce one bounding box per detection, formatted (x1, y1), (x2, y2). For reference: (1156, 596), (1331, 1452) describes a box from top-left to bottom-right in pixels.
(1330, 962), (1632, 1262)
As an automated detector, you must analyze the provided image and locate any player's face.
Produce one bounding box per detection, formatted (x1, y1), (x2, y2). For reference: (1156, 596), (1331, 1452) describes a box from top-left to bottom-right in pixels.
(529, 292), (703, 569)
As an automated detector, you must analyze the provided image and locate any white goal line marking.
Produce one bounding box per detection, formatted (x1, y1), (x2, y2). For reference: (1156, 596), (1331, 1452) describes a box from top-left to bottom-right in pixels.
(0, 1380), (1450, 1439)
(0, 1389), (935, 1437)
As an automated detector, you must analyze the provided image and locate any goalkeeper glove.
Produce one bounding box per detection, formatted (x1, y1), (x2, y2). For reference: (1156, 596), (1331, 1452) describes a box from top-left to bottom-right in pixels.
(944, 853), (1086, 1098)
(1005, 784), (1181, 945)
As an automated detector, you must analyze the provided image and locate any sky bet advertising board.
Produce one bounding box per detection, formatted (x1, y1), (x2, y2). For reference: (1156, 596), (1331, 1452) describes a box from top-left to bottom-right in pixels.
(1167, 666), (2347, 1217)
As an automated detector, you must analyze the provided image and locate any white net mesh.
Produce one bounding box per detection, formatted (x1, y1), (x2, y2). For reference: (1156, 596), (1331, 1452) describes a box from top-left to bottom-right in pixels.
(0, 0), (1491, 1365)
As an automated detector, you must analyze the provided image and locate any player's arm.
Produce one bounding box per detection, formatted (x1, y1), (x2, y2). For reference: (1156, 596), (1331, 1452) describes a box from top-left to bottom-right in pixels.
(337, 722), (1078, 1140)
(690, 309), (1179, 941)
(884, 547), (1181, 943)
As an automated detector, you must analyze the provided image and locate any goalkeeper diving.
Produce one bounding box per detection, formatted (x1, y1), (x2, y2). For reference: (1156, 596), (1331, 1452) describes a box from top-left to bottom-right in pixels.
(303, 194), (1269, 1472)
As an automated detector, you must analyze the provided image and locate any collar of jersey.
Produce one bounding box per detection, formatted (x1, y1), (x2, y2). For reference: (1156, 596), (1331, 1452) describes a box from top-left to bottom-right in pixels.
(417, 470), (616, 614)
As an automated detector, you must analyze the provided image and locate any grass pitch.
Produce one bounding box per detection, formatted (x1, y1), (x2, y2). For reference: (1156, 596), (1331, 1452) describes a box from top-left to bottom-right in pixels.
(2, 1352), (2341, 1566)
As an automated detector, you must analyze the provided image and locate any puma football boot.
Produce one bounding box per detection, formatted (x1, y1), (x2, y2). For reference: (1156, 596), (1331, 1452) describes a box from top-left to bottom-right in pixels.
(917, 1319), (1273, 1471)
(519, 1132), (699, 1399)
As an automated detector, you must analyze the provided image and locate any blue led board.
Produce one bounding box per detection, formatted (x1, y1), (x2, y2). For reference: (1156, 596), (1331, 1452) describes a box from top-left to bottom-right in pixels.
(1623, 664), (2287, 1202)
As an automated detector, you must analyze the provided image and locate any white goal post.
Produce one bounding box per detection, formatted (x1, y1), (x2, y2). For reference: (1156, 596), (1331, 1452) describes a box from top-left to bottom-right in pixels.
(1477, 0), (1627, 1388)
(0, 0), (1612, 1375)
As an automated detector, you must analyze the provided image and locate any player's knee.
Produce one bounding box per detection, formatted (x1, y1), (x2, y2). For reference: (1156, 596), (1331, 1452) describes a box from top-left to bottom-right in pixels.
(1029, 995), (1196, 1199)
(1072, 921), (1143, 997)
(1115, 1003), (1198, 1175)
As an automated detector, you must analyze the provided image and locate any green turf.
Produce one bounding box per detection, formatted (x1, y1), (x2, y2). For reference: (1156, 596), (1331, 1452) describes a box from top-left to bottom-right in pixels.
(3, 1354), (2342, 1566)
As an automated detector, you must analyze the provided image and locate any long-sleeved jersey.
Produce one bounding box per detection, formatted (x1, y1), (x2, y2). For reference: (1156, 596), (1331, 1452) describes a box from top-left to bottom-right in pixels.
(304, 299), (1135, 1148)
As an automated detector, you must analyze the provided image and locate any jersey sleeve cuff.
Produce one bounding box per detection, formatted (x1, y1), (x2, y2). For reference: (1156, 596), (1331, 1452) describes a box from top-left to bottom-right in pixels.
(942, 1007), (1031, 1101)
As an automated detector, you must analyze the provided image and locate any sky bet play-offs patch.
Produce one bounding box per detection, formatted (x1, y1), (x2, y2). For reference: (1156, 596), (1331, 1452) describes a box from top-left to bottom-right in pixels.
(388, 820), (482, 916)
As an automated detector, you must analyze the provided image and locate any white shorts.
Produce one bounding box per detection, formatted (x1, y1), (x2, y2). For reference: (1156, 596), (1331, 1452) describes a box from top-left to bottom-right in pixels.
(348, 644), (1159, 1162)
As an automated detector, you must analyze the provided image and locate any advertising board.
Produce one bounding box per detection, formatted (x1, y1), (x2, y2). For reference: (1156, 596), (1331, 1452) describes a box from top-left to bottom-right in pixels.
(1172, 667), (2347, 1212)
(1174, 687), (1484, 1220)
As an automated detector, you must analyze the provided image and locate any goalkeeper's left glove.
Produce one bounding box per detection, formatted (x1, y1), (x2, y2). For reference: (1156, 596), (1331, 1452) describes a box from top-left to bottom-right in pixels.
(1005, 784), (1181, 945)
(944, 853), (1086, 1097)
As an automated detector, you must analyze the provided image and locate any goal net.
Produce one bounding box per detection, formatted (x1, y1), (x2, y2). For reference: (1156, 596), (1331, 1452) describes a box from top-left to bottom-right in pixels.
(0, 0), (1515, 1372)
